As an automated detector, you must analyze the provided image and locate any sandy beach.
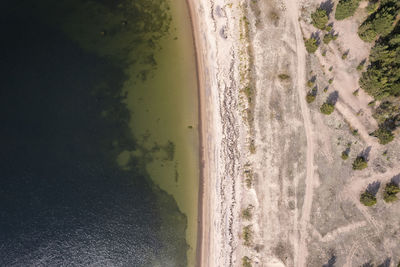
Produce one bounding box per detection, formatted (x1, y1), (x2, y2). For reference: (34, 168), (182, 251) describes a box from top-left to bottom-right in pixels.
(189, 0), (400, 266)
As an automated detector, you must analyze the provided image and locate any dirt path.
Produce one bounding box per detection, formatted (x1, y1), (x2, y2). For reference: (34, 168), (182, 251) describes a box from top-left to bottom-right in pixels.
(285, 1), (315, 266)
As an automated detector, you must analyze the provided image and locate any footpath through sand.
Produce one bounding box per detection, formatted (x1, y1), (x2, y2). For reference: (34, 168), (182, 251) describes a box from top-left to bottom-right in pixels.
(286, 1), (315, 266)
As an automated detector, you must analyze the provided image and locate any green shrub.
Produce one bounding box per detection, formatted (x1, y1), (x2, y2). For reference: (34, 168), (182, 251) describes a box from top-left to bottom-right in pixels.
(320, 102), (335, 115)
(306, 93), (316, 103)
(323, 33), (334, 44)
(341, 151), (349, 160)
(306, 80), (314, 87)
(242, 225), (252, 246)
(383, 182), (400, 203)
(278, 73), (290, 80)
(242, 205), (253, 220)
(242, 256), (252, 267)
(311, 8), (329, 30)
(325, 25), (333, 32)
(372, 127), (394, 144)
(352, 156), (368, 170)
(305, 37), (319, 53)
(335, 0), (361, 20)
(328, 78), (333, 84)
(360, 191), (377, 206)
(249, 140), (256, 154)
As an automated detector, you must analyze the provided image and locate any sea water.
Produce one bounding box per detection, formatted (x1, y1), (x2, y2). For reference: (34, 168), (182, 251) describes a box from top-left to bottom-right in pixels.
(0, 0), (199, 266)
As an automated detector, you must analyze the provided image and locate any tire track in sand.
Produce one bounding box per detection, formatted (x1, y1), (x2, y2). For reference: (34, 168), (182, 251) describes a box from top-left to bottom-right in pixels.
(285, 1), (315, 266)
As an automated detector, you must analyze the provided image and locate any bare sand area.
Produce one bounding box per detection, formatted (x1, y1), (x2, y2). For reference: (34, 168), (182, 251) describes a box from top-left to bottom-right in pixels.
(190, 0), (400, 266)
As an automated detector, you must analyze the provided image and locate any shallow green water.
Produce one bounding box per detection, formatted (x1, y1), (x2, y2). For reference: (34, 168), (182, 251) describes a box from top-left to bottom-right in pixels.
(0, 0), (199, 265)
(119, 1), (200, 264)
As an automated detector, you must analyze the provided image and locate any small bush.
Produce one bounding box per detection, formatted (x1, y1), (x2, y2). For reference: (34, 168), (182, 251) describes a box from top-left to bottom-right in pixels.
(306, 88), (317, 103)
(320, 102), (335, 115)
(242, 256), (252, 267)
(242, 205), (253, 220)
(306, 80), (314, 87)
(360, 191), (377, 206)
(353, 89), (359, 96)
(242, 225), (252, 246)
(311, 8), (329, 30)
(356, 62), (364, 71)
(335, 0), (361, 20)
(372, 127), (394, 144)
(322, 50), (327, 56)
(328, 78), (333, 84)
(306, 93), (316, 103)
(305, 37), (319, 53)
(341, 151), (349, 160)
(325, 25), (333, 32)
(342, 51), (349, 60)
(383, 182), (400, 203)
(278, 73), (290, 80)
(244, 169), (253, 188)
(323, 33), (334, 44)
(249, 140), (256, 154)
(352, 156), (368, 170)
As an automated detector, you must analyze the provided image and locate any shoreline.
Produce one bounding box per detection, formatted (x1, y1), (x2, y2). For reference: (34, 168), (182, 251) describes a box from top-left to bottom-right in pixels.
(184, 0), (207, 266)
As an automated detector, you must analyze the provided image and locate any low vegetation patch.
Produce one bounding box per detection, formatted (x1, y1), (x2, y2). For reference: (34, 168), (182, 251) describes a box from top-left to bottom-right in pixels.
(341, 150), (349, 160)
(278, 73), (290, 80)
(352, 156), (368, 170)
(306, 80), (314, 88)
(335, 0), (361, 20)
(242, 205), (253, 220)
(320, 102), (335, 115)
(242, 225), (253, 246)
(306, 88), (317, 103)
(383, 182), (400, 203)
(242, 256), (252, 267)
(244, 168), (254, 188)
(306, 92), (316, 103)
(360, 191), (377, 206)
(249, 139), (256, 154)
(372, 126), (394, 144)
(305, 37), (319, 53)
(311, 8), (329, 30)
(323, 33), (334, 44)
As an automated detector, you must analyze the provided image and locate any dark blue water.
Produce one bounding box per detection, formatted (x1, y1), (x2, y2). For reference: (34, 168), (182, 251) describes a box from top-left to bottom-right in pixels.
(0, 0), (187, 266)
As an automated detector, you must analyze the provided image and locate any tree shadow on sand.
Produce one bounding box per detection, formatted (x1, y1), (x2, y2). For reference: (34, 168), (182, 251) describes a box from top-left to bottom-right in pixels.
(367, 181), (381, 196)
(322, 255), (336, 267)
(320, 0), (334, 15)
(327, 91), (339, 105)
